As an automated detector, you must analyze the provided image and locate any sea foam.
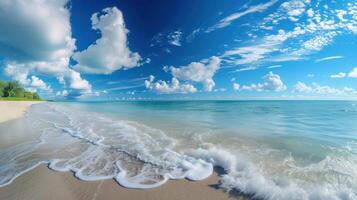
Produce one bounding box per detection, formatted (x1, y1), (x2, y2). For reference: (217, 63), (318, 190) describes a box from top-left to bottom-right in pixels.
(0, 103), (356, 200)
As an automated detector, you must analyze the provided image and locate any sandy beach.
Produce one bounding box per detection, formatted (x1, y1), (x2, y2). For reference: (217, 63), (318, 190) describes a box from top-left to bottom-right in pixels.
(0, 101), (42, 123)
(0, 165), (240, 200)
(0, 101), (241, 200)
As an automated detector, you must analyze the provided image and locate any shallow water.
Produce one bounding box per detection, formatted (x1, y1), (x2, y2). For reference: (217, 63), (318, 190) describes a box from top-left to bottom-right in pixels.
(0, 101), (356, 199)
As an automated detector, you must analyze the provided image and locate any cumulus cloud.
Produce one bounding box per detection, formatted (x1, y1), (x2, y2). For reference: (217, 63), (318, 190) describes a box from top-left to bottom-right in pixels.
(233, 83), (241, 91)
(30, 76), (51, 91)
(294, 82), (357, 95)
(0, 0), (96, 98)
(328, 67), (357, 79)
(73, 7), (141, 74)
(5, 64), (51, 92)
(145, 75), (197, 94)
(164, 56), (221, 91)
(56, 90), (69, 97)
(294, 81), (312, 92)
(348, 67), (357, 78)
(330, 72), (346, 78)
(239, 72), (286, 92)
(66, 69), (92, 92)
(0, 0), (75, 76)
(4, 63), (30, 85)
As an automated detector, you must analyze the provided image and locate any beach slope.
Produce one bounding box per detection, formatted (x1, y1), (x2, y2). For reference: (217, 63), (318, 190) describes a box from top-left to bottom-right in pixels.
(0, 165), (240, 200)
(0, 101), (41, 123)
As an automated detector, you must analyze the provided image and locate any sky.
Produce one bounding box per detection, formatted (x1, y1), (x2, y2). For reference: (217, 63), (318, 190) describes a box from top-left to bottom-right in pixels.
(1, 0), (357, 100)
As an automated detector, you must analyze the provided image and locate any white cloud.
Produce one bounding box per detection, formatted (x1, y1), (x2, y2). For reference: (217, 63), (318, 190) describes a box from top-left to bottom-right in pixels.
(306, 8), (314, 18)
(66, 69), (92, 92)
(315, 56), (343, 63)
(207, 0), (278, 32)
(168, 31), (183, 46)
(186, 29), (201, 42)
(348, 67), (357, 78)
(221, 27), (307, 66)
(241, 72), (286, 92)
(0, 0), (75, 76)
(145, 75), (197, 94)
(0, 0), (95, 98)
(233, 83), (241, 91)
(4, 60), (92, 97)
(30, 76), (51, 91)
(330, 72), (346, 78)
(307, 74), (314, 78)
(56, 90), (69, 97)
(223, 44), (276, 65)
(267, 65), (282, 69)
(214, 88), (227, 92)
(327, 67), (357, 79)
(294, 82), (357, 95)
(73, 7), (141, 74)
(280, 0), (308, 21)
(150, 30), (184, 49)
(150, 33), (164, 47)
(4, 64), (51, 91)
(302, 32), (336, 51)
(0, 0), (74, 61)
(294, 81), (312, 92)
(165, 56), (221, 91)
(221, 1), (357, 69)
(313, 84), (342, 94)
(235, 66), (258, 72)
(4, 63), (30, 85)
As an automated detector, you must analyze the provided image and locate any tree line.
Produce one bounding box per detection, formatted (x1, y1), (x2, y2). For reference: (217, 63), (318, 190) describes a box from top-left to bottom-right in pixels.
(0, 80), (41, 100)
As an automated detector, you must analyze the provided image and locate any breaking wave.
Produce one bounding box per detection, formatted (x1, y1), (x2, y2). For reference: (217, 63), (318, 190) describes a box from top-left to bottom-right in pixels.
(0, 103), (356, 200)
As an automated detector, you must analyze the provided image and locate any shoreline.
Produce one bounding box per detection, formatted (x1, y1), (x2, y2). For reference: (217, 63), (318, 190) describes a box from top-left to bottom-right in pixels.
(0, 164), (241, 200)
(0, 101), (42, 123)
(0, 101), (244, 200)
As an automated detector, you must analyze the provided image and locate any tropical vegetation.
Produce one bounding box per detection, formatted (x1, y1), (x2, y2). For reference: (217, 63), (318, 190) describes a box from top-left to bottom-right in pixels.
(0, 80), (41, 101)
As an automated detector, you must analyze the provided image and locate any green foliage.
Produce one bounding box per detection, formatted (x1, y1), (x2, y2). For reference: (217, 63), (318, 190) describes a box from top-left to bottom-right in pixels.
(0, 80), (5, 97)
(23, 91), (33, 99)
(0, 80), (42, 101)
(33, 93), (40, 100)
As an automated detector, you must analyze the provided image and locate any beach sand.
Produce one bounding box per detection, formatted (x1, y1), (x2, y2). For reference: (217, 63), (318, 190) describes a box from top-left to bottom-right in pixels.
(0, 101), (245, 200)
(0, 101), (42, 123)
(0, 165), (243, 200)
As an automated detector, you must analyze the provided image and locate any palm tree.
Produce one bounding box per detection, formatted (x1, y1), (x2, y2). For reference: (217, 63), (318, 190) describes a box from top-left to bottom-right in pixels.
(3, 81), (24, 97)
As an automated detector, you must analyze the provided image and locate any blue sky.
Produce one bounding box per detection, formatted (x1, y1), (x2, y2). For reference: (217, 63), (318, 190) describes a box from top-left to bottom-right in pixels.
(1, 0), (357, 100)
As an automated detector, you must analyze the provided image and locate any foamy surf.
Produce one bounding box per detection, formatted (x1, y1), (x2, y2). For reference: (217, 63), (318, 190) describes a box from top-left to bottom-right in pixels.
(0, 102), (356, 200)
(0, 103), (214, 189)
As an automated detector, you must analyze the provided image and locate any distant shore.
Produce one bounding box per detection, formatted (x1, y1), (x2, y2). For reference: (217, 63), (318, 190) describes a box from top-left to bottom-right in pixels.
(0, 101), (42, 123)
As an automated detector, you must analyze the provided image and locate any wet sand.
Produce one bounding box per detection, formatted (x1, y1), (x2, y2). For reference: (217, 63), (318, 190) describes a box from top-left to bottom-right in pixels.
(0, 165), (242, 200)
(0, 101), (245, 200)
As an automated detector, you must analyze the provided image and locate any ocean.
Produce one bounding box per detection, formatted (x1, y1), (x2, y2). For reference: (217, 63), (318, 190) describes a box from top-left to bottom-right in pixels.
(0, 101), (356, 199)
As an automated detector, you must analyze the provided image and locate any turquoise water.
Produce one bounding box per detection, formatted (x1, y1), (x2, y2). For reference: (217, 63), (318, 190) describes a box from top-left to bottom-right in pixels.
(70, 100), (357, 157)
(0, 101), (357, 199)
